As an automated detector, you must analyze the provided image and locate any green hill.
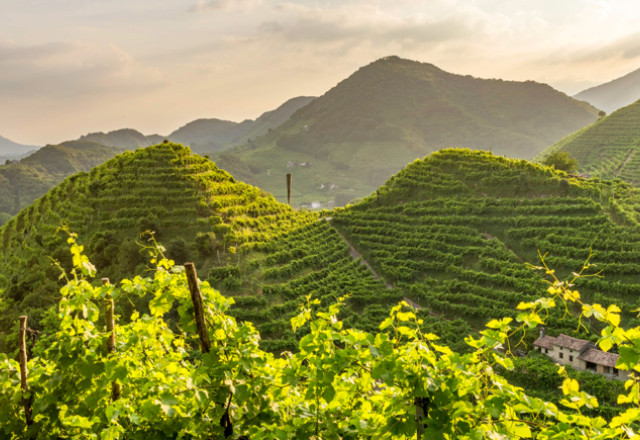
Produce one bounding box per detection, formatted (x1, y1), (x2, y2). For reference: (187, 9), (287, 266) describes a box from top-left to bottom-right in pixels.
(0, 142), (316, 350)
(216, 149), (640, 352)
(7, 145), (640, 358)
(574, 66), (640, 113)
(541, 99), (640, 183)
(216, 56), (599, 207)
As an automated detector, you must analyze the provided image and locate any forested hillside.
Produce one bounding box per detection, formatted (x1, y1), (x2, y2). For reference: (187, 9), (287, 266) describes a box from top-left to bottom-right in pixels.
(216, 56), (599, 207)
(542, 98), (640, 184)
(168, 96), (315, 153)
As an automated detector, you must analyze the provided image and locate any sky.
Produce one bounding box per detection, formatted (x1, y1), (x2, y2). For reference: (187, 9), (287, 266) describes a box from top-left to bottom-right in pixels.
(3, 0), (640, 146)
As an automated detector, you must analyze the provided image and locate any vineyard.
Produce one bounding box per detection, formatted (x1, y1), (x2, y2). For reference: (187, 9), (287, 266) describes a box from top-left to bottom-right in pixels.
(542, 98), (640, 184)
(6, 145), (640, 364)
(0, 143), (315, 351)
(2, 238), (640, 439)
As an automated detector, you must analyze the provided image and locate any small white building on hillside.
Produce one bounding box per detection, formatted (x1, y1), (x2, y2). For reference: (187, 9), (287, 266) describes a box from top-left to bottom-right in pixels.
(533, 333), (628, 381)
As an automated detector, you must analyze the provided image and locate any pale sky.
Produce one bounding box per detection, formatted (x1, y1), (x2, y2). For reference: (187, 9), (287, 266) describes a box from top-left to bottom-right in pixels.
(2, 0), (640, 145)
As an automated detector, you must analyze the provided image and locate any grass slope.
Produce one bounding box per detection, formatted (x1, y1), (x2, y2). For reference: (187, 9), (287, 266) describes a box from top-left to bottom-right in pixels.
(541, 99), (640, 183)
(217, 56), (599, 207)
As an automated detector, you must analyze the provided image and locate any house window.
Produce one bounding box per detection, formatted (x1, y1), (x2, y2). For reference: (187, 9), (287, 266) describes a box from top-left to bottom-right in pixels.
(559, 353), (564, 359)
(569, 355), (573, 362)
(545, 349), (549, 354)
(604, 367), (610, 374)
(613, 368), (619, 376)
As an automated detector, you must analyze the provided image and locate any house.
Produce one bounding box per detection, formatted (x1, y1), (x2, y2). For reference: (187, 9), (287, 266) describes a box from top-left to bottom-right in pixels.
(533, 332), (628, 380)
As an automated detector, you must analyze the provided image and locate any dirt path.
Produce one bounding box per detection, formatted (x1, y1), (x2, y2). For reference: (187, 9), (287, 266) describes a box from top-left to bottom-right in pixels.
(328, 220), (393, 289)
(322, 218), (422, 308)
(483, 232), (525, 262)
(615, 149), (636, 177)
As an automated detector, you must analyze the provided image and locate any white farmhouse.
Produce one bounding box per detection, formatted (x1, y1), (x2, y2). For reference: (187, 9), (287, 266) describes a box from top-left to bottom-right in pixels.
(533, 333), (628, 380)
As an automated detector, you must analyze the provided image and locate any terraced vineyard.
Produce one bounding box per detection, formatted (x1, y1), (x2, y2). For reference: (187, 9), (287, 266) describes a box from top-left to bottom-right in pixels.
(325, 150), (640, 338)
(221, 220), (399, 351)
(7, 146), (640, 356)
(0, 142), (316, 350)
(542, 98), (640, 183)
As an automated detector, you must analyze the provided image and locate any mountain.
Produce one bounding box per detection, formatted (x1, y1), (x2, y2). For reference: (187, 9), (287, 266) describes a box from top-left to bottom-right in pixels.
(5, 145), (640, 361)
(540, 99), (640, 183)
(0, 135), (38, 161)
(169, 96), (315, 152)
(216, 56), (600, 207)
(574, 66), (640, 114)
(78, 128), (162, 149)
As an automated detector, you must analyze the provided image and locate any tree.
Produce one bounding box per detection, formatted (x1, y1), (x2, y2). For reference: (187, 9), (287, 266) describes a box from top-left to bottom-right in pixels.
(543, 151), (578, 172)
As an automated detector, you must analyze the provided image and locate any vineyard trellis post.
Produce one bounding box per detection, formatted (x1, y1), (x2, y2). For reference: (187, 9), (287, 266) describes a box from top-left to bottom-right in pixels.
(19, 315), (34, 427)
(184, 263), (210, 353)
(102, 277), (121, 401)
(185, 263), (236, 437)
(415, 396), (429, 439)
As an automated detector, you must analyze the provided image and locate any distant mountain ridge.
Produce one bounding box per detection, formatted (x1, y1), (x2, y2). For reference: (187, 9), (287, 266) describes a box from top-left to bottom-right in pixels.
(0, 135), (38, 161)
(216, 55), (600, 207)
(574, 66), (640, 113)
(79, 128), (163, 149)
(169, 96), (315, 152)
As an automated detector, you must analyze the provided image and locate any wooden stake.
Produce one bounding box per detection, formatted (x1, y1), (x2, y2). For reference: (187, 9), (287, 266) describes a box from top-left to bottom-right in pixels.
(102, 278), (121, 401)
(19, 316), (33, 426)
(184, 263), (211, 353)
(415, 397), (429, 439)
(286, 173), (292, 206)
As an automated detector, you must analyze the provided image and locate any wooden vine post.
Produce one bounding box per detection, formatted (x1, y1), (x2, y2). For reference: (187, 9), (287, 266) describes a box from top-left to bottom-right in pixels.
(102, 278), (121, 401)
(415, 396), (430, 439)
(184, 263), (210, 353)
(184, 263), (238, 437)
(19, 316), (33, 427)
(286, 173), (292, 206)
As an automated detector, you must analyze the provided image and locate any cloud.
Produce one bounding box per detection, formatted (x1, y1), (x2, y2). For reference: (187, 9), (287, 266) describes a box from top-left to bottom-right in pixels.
(259, 2), (478, 48)
(0, 41), (165, 100)
(190, 0), (263, 12)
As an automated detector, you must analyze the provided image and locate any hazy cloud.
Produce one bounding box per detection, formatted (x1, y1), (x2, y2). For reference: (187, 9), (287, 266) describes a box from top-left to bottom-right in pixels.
(0, 41), (164, 99)
(190, 0), (263, 12)
(260, 2), (477, 48)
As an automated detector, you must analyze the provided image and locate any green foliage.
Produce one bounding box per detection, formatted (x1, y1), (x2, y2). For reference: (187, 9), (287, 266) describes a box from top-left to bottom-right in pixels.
(543, 151), (578, 172)
(3, 237), (640, 439)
